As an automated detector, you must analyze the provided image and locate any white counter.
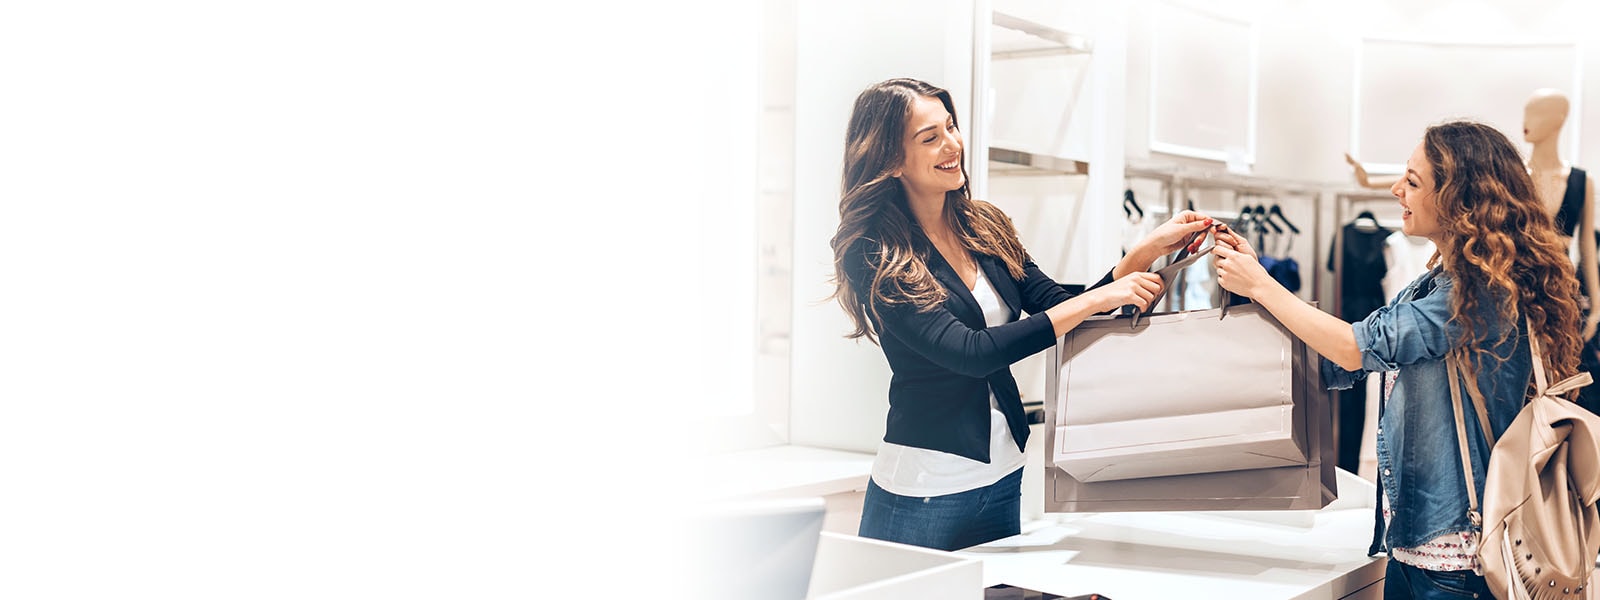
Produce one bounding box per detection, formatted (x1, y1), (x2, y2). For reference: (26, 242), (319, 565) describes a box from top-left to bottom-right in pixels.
(700, 446), (1386, 599)
(956, 470), (1385, 599)
(695, 444), (874, 500)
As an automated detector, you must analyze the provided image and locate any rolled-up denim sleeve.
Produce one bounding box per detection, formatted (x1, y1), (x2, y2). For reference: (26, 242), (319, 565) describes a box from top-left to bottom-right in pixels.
(1352, 278), (1458, 366)
(1321, 354), (1367, 390)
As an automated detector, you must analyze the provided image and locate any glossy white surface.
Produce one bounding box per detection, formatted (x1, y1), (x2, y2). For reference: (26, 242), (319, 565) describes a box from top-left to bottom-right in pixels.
(697, 444), (874, 500)
(809, 532), (984, 600)
(959, 469), (1386, 599)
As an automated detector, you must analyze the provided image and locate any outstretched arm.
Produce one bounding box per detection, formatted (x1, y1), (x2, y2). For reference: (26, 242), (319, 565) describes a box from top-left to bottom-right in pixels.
(1213, 230), (1363, 371)
(1113, 210), (1215, 278)
(1345, 152), (1400, 190)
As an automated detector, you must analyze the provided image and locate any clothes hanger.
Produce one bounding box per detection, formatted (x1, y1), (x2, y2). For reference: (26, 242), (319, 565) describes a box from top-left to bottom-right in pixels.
(1232, 202), (1256, 230)
(1123, 189), (1144, 220)
(1254, 205), (1282, 234)
(1268, 204), (1300, 234)
(1353, 209), (1380, 232)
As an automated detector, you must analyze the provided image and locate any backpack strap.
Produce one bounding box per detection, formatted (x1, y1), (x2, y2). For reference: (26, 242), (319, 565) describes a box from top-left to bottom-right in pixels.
(1447, 356), (1485, 520)
(1448, 317), (1593, 521)
(1528, 320), (1595, 398)
(1447, 316), (1540, 521)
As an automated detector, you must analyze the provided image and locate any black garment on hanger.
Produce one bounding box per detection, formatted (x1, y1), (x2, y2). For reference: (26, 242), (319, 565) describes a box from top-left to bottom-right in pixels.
(1328, 212), (1391, 473)
(1328, 213), (1391, 322)
(1553, 167), (1588, 238)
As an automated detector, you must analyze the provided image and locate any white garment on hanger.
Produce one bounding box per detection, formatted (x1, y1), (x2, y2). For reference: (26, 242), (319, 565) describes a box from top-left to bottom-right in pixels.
(1381, 232), (1435, 302)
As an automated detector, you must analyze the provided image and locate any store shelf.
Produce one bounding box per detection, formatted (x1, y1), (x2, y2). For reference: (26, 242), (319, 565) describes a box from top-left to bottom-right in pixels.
(991, 11), (1093, 59)
(988, 146), (1089, 177)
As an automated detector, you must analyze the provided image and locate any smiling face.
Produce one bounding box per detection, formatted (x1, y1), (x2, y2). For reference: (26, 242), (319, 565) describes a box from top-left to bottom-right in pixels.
(1391, 142), (1443, 243)
(894, 94), (965, 203)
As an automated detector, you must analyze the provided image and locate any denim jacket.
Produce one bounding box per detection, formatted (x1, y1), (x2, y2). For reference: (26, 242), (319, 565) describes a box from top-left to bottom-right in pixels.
(1321, 268), (1531, 555)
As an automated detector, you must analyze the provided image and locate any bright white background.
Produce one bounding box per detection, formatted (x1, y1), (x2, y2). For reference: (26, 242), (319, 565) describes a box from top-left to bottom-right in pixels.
(0, 1), (713, 597)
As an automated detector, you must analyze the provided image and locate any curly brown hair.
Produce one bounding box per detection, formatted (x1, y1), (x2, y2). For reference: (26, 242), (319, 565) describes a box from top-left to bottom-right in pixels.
(828, 78), (1029, 343)
(1423, 121), (1583, 385)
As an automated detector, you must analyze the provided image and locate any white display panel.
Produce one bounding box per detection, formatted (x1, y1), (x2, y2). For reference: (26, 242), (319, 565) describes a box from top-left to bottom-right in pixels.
(1353, 38), (1581, 171)
(1148, 2), (1257, 164)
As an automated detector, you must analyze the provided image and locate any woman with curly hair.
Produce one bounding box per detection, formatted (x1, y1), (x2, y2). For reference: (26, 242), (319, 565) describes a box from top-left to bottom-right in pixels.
(830, 77), (1217, 551)
(1213, 120), (1585, 599)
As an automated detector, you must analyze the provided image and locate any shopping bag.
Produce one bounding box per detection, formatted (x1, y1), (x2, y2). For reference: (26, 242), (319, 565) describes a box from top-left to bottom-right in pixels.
(1043, 302), (1337, 512)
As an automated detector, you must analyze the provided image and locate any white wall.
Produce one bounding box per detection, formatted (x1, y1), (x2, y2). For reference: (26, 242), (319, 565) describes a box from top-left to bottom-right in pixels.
(0, 1), (721, 597)
(1127, 0), (1600, 180)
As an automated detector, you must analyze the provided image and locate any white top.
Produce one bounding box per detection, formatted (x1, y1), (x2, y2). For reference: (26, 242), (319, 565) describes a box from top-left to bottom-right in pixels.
(1381, 231), (1436, 302)
(870, 267), (1027, 497)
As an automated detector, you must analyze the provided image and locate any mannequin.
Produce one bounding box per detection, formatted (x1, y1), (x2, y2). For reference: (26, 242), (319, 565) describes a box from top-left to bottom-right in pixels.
(1342, 91), (1600, 339)
(1524, 88), (1600, 340)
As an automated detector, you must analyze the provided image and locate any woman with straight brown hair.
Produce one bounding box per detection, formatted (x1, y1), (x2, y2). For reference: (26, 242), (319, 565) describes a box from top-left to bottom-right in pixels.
(830, 77), (1216, 551)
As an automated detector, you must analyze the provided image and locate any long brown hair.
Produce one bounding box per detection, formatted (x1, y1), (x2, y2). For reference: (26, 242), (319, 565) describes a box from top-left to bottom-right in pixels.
(828, 78), (1027, 343)
(1423, 121), (1583, 384)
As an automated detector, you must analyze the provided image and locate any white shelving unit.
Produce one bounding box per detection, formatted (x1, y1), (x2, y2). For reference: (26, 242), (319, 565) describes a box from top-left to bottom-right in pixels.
(970, 5), (1095, 198)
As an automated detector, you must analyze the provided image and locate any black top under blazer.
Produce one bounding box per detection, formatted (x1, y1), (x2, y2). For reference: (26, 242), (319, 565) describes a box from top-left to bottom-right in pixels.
(843, 232), (1114, 463)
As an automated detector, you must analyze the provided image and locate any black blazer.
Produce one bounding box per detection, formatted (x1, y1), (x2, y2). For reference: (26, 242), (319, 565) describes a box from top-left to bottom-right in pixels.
(842, 234), (1113, 463)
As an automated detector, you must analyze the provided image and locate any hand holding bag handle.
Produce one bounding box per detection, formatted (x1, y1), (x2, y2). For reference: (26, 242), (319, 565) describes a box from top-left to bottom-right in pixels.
(1129, 226), (1234, 328)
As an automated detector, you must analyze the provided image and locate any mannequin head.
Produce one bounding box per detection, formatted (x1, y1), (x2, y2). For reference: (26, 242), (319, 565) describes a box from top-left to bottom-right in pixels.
(1523, 88), (1570, 144)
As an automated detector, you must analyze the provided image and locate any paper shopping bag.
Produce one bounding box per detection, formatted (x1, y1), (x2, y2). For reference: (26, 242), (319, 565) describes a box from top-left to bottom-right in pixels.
(1042, 302), (1337, 512)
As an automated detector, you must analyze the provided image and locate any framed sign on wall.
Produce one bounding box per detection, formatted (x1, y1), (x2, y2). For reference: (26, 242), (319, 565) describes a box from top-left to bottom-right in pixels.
(1351, 38), (1581, 172)
(1148, 2), (1258, 166)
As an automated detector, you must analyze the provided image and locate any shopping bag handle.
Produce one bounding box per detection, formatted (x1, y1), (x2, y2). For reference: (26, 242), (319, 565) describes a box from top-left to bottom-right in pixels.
(1127, 227), (1234, 327)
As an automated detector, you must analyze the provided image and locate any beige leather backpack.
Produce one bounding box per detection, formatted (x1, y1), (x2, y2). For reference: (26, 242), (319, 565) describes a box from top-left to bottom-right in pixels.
(1449, 319), (1600, 599)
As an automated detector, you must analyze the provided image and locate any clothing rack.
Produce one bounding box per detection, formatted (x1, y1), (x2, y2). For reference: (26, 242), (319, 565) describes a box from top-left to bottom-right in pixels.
(1124, 166), (1180, 223)
(1168, 170), (1326, 307)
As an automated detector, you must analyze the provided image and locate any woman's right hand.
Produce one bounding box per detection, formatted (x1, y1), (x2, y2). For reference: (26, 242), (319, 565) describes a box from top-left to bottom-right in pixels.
(1214, 233), (1275, 299)
(1087, 271), (1163, 313)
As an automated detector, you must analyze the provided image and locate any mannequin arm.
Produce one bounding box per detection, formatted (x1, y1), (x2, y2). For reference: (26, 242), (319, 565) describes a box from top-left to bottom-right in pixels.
(1582, 178), (1600, 339)
(1345, 153), (1399, 190)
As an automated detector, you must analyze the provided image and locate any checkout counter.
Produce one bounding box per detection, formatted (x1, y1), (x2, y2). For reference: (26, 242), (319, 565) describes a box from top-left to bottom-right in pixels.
(955, 470), (1384, 599)
(703, 445), (1385, 599)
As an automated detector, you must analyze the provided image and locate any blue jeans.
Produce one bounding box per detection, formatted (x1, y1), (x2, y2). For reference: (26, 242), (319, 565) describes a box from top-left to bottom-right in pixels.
(857, 468), (1022, 551)
(1384, 559), (1491, 599)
